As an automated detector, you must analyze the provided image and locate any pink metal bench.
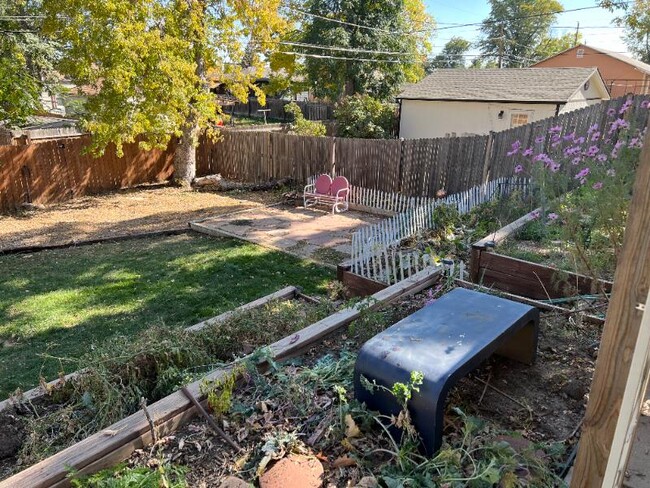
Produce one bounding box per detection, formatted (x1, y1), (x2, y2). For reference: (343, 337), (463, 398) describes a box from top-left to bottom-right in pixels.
(303, 174), (350, 213)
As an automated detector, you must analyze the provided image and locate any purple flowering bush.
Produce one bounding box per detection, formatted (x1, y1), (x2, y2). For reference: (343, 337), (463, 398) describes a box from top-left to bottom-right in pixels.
(507, 97), (649, 280)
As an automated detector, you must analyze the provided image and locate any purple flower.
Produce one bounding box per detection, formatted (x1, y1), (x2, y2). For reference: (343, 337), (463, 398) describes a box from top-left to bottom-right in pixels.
(619, 98), (633, 114)
(534, 153), (549, 163)
(563, 132), (576, 141)
(591, 131), (601, 142)
(564, 145), (581, 156)
(615, 140), (625, 150)
(607, 168), (616, 177)
(592, 181), (603, 190)
(586, 145), (599, 157)
(522, 147), (534, 157)
(530, 209), (541, 219)
(514, 164), (524, 174)
(549, 162), (561, 173)
(572, 156), (582, 165)
(535, 136), (545, 144)
(547, 212), (559, 221)
(575, 167), (590, 180)
(549, 125), (562, 134)
(609, 118), (630, 134)
(507, 140), (522, 156)
(596, 154), (608, 163)
(642, 100), (650, 109)
(607, 108), (616, 116)
(574, 136), (586, 145)
(587, 123), (599, 134)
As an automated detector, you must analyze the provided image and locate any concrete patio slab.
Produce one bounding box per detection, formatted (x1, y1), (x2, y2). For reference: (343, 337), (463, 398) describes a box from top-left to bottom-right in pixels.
(191, 204), (384, 266)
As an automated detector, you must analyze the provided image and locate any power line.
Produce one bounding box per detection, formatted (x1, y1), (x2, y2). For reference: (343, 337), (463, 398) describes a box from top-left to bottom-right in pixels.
(434, 2), (633, 32)
(290, 7), (429, 36)
(279, 51), (407, 63)
(278, 40), (415, 57)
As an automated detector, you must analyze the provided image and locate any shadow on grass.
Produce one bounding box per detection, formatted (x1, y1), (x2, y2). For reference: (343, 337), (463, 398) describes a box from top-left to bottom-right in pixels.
(0, 233), (333, 397)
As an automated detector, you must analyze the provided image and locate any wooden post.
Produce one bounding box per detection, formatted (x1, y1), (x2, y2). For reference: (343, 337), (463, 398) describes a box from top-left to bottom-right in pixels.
(330, 137), (336, 176)
(481, 131), (494, 184)
(571, 123), (650, 487)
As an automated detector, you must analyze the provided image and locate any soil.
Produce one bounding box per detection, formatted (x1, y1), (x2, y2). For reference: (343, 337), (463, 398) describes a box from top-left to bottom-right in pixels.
(0, 185), (282, 251)
(120, 292), (601, 487)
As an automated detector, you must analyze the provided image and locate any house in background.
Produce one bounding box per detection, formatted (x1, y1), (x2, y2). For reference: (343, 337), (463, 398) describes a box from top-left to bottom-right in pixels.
(397, 67), (609, 139)
(532, 44), (650, 98)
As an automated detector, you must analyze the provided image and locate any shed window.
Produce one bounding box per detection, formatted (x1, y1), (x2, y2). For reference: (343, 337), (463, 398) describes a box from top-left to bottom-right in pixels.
(577, 48), (585, 58)
(510, 112), (529, 128)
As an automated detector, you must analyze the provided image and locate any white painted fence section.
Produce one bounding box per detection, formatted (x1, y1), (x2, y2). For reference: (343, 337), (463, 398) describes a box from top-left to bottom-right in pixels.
(349, 177), (529, 285)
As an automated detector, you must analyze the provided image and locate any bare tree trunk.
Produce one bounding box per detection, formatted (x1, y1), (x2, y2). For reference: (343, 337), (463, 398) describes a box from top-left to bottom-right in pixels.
(172, 115), (200, 187)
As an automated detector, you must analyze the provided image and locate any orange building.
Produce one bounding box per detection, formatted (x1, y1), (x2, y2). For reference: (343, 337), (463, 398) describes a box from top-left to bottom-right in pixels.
(533, 44), (650, 98)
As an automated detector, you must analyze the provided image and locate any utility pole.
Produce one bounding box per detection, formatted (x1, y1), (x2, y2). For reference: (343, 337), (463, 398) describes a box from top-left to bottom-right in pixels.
(498, 24), (504, 69)
(574, 21), (580, 46)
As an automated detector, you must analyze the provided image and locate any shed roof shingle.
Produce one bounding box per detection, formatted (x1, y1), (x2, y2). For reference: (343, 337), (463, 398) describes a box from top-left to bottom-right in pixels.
(397, 67), (599, 103)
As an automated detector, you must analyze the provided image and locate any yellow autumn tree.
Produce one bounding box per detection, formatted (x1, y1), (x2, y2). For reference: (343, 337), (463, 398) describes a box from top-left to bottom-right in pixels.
(41, 0), (288, 185)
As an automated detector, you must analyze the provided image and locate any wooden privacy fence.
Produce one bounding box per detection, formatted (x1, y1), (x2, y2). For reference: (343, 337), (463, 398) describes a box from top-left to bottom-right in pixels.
(1, 95), (647, 213)
(0, 136), (176, 212)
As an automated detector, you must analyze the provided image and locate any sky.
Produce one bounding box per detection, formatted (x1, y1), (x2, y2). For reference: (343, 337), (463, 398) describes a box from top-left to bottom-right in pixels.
(425, 0), (629, 58)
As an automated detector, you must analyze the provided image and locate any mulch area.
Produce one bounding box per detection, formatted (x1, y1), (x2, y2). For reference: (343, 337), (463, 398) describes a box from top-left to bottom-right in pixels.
(0, 186), (280, 251)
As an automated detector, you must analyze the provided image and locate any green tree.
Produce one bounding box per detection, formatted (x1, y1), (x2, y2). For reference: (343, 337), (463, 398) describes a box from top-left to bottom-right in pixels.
(0, 0), (58, 126)
(41, 0), (287, 186)
(284, 102), (326, 136)
(334, 94), (396, 139)
(602, 0), (650, 63)
(290, 0), (434, 101)
(426, 37), (471, 72)
(533, 31), (582, 60)
(478, 0), (564, 68)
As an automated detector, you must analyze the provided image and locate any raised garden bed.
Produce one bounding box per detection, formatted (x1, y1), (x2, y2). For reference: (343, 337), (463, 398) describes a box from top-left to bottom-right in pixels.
(65, 281), (599, 488)
(469, 211), (611, 323)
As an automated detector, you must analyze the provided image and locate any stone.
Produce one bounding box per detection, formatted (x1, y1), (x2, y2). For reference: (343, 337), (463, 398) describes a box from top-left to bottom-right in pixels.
(355, 476), (378, 488)
(562, 380), (587, 401)
(218, 476), (251, 488)
(259, 455), (324, 488)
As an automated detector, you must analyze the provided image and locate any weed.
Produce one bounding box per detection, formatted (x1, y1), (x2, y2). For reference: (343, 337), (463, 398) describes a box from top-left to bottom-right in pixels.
(68, 461), (187, 488)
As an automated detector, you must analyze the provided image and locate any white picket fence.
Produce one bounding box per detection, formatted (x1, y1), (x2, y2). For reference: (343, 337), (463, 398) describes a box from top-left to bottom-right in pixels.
(349, 177), (529, 285)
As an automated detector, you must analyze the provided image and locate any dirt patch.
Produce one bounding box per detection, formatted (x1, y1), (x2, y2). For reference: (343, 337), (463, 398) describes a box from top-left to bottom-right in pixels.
(0, 186), (281, 251)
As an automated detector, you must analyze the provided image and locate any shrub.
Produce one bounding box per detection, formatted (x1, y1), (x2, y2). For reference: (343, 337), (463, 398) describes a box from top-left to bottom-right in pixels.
(334, 94), (397, 139)
(284, 102), (326, 136)
(508, 96), (649, 281)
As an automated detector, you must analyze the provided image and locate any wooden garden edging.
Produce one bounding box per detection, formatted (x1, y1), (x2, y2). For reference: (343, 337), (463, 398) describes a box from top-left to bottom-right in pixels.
(470, 210), (612, 301)
(0, 286), (298, 414)
(1, 266), (441, 488)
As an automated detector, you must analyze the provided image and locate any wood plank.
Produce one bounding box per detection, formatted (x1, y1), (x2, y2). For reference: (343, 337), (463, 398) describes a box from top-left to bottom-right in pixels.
(474, 208), (541, 248)
(477, 252), (612, 299)
(185, 286), (297, 332)
(571, 122), (650, 488)
(340, 269), (388, 297)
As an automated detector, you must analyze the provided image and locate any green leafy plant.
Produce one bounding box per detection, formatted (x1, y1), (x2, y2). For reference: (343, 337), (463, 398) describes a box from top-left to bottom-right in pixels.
(334, 95), (397, 139)
(284, 102), (326, 137)
(69, 462), (187, 488)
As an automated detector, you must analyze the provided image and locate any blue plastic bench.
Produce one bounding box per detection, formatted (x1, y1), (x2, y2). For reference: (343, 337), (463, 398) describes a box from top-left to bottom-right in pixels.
(353, 287), (539, 454)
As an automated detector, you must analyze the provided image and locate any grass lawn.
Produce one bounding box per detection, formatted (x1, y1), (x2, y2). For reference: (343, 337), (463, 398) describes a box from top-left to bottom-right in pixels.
(0, 233), (333, 397)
